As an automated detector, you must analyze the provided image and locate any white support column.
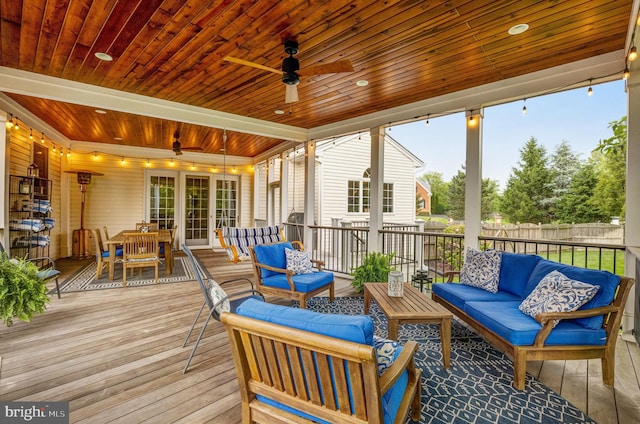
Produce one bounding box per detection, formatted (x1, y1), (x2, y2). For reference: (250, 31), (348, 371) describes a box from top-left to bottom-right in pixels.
(369, 126), (385, 253)
(0, 111), (8, 248)
(624, 73), (640, 341)
(464, 109), (483, 251)
(304, 141), (316, 247)
(280, 152), (289, 225)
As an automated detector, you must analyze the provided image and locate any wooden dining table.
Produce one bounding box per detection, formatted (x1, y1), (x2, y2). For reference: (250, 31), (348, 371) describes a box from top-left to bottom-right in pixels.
(104, 229), (173, 281)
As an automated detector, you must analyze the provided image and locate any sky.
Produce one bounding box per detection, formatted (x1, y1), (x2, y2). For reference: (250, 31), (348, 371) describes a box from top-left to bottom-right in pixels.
(389, 79), (627, 192)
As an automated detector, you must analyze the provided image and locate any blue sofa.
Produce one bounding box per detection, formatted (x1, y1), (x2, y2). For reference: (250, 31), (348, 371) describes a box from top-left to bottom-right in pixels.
(221, 299), (422, 423)
(432, 251), (635, 390)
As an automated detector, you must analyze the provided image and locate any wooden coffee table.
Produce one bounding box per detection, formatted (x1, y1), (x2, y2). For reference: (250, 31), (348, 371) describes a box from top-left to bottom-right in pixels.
(364, 282), (453, 369)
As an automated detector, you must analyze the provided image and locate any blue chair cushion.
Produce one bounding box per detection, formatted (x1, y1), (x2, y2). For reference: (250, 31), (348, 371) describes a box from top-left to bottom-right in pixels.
(498, 252), (541, 297)
(523, 260), (621, 329)
(253, 241), (293, 278)
(236, 299), (408, 424)
(101, 247), (123, 258)
(432, 282), (520, 311)
(261, 271), (334, 293)
(464, 301), (607, 346)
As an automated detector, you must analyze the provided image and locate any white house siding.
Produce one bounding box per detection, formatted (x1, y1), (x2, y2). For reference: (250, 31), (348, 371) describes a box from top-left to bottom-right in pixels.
(6, 129), (62, 260)
(317, 134), (418, 227)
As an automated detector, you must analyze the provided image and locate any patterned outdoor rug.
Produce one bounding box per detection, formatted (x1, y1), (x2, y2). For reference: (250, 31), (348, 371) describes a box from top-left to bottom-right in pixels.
(302, 297), (596, 424)
(55, 256), (200, 293)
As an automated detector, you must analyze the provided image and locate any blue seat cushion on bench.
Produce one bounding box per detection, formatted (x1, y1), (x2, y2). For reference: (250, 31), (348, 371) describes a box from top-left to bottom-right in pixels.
(236, 298), (408, 424)
(498, 252), (541, 297)
(464, 301), (607, 346)
(432, 282), (521, 311)
(524, 260), (621, 329)
(253, 241), (293, 278)
(261, 271), (334, 293)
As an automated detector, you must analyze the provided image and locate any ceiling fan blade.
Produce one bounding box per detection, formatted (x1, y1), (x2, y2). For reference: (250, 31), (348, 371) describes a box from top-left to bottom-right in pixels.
(223, 56), (282, 74)
(285, 84), (299, 103)
(298, 59), (354, 76)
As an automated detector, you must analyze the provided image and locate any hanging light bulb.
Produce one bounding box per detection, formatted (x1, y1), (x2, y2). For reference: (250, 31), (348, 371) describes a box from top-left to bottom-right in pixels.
(190, 163), (195, 170)
(425, 114), (430, 127)
(146, 159), (151, 167)
(13, 118), (19, 130)
(40, 133), (45, 143)
(52, 145), (57, 153)
(169, 158), (174, 166)
(522, 99), (527, 116)
(67, 149), (71, 158)
(59, 149), (63, 157)
(120, 157), (126, 165)
(29, 128), (34, 140)
(624, 67), (631, 80)
(6, 114), (13, 129)
(629, 46), (638, 61)
(93, 151), (98, 159)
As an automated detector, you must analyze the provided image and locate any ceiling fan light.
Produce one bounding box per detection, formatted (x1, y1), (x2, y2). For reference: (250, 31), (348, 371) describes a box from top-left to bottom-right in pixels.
(282, 72), (299, 85)
(285, 84), (299, 103)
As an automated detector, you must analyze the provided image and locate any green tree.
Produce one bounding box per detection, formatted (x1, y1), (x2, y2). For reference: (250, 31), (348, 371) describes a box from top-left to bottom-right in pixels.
(500, 137), (553, 223)
(446, 166), (501, 221)
(421, 171), (449, 214)
(544, 141), (581, 221)
(556, 160), (607, 223)
(593, 117), (626, 220)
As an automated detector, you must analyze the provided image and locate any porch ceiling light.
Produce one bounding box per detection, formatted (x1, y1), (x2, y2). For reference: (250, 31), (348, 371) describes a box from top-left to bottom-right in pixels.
(629, 46), (638, 61)
(95, 52), (113, 61)
(508, 23), (529, 35)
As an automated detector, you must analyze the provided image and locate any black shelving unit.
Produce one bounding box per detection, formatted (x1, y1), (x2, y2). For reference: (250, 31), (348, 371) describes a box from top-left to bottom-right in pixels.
(8, 175), (54, 261)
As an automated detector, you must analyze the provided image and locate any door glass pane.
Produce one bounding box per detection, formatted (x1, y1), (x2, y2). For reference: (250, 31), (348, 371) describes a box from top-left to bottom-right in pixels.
(185, 175), (210, 246)
(216, 178), (237, 228)
(149, 176), (175, 230)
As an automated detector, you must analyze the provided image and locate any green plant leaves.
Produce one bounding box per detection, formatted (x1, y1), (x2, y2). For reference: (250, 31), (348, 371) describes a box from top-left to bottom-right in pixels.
(350, 251), (395, 293)
(0, 254), (50, 326)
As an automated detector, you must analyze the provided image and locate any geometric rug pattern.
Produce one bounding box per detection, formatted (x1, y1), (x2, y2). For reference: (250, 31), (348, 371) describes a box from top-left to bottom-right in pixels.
(303, 297), (596, 424)
(56, 256), (200, 293)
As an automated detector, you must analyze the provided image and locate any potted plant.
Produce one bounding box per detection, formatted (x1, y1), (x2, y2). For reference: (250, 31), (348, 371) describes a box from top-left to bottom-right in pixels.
(0, 254), (50, 327)
(350, 251), (395, 293)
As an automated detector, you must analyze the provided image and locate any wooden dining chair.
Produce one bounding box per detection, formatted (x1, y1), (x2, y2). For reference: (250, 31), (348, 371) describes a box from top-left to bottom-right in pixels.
(93, 228), (122, 278)
(122, 232), (159, 287)
(159, 225), (178, 272)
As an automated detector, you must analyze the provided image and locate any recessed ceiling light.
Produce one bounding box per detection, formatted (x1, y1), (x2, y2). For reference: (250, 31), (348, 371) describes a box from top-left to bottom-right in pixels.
(95, 52), (113, 61)
(508, 24), (529, 35)
(274, 110), (285, 115)
(114, 137), (123, 141)
(95, 109), (107, 114)
(356, 80), (369, 87)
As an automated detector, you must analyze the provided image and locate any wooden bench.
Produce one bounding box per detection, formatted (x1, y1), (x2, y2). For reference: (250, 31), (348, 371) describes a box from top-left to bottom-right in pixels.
(216, 225), (285, 263)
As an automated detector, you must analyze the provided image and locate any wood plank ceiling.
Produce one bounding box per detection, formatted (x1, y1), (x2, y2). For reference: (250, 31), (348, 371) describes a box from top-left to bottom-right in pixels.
(0, 0), (632, 158)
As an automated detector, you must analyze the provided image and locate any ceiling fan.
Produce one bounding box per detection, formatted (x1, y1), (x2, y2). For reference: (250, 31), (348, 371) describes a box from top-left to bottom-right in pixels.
(172, 130), (203, 155)
(224, 40), (354, 103)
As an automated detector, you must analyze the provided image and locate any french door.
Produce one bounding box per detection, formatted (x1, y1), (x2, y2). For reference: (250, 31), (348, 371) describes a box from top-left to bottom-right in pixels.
(184, 175), (210, 246)
(214, 175), (238, 229)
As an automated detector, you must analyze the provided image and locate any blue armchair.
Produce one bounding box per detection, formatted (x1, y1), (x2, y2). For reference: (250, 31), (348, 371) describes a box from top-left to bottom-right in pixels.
(222, 299), (422, 423)
(249, 241), (334, 308)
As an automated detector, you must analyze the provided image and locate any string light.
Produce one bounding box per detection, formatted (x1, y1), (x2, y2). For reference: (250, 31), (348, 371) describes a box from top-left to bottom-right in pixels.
(40, 133), (45, 143)
(146, 159), (151, 167)
(67, 149), (71, 158)
(93, 151), (98, 159)
(629, 46), (638, 62)
(6, 114), (13, 129)
(191, 163), (195, 170)
(13, 118), (19, 130)
(522, 99), (527, 116)
(52, 145), (56, 153)
(425, 114), (430, 127)
(120, 157), (126, 165)
(587, 79), (593, 96)
(29, 128), (33, 140)
(169, 158), (174, 166)
(624, 67), (630, 80)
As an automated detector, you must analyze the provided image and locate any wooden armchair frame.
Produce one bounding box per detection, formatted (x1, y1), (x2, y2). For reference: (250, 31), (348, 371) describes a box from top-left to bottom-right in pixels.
(249, 242), (334, 308)
(221, 312), (421, 424)
(122, 232), (159, 287)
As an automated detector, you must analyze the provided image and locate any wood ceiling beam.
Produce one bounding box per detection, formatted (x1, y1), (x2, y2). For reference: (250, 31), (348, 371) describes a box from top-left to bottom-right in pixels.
(0, 65), (308, 141)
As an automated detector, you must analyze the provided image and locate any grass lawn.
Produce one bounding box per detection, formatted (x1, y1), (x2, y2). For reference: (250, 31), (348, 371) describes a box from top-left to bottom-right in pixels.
(535, 248), (625, 275)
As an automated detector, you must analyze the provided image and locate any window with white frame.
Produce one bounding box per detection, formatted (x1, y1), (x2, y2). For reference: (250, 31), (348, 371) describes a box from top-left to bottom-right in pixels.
(347, 169), (393, 213)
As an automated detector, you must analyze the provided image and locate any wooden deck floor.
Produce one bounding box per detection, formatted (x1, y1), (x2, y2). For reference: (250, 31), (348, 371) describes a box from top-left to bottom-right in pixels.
(1, 249), (639, 423)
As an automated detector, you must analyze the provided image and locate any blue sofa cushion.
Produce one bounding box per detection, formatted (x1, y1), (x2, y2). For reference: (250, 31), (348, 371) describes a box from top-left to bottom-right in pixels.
(498, 252), (542, 297)
(524, 260), (620, 329)
(261, 271), (334, 293)
(464, 301), (607, 346)
(459, 248), (502, 293)
(253, 241), (293, 278)
(432, 282), (521, 311)
(236, 299), (408, 424)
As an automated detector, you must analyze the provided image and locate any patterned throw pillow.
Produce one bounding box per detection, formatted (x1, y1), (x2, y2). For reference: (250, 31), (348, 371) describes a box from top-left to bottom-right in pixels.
(285, 248), (313, 275)
(459, 248), (502, 293)
(519, 270), (600, 327)
(208, 279), (230, 314)
(373, 335), (401, 374)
